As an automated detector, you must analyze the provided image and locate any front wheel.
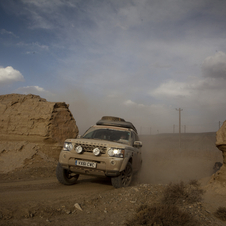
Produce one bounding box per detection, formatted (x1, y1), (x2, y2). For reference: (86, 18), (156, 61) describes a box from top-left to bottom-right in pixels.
(56, 162), (79, 185)
(111, 162), (133, 188)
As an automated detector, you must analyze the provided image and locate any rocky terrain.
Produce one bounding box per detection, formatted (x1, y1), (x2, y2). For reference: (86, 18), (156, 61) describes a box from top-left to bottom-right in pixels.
(0, 94), (226, 226)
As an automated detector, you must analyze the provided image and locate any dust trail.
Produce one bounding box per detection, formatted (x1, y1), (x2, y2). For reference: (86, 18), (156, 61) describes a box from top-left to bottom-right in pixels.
(134, 133), (222, 185)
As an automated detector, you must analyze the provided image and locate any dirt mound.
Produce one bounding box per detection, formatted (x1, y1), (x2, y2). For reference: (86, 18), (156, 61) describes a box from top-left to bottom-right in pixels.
(0, 94), (78, 173)
(209, 120), (226, 184)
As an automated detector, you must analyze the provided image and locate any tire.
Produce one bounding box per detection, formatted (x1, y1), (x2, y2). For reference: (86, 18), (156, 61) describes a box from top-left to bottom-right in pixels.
(56, 162), (79, 185)
(111, 162), (133, 188)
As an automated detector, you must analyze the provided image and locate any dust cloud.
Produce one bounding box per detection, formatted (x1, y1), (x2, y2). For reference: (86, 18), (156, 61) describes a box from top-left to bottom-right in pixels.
(46, 83), (179, 135)
(135, 133), (222, 185)
(46, 90), (223, 185)
(47, 85), (118, 135)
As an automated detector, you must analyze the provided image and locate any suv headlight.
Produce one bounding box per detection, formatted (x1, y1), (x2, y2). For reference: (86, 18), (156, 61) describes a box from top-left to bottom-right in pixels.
(63, 142), (73, 151)
(108, 148), (124, 158)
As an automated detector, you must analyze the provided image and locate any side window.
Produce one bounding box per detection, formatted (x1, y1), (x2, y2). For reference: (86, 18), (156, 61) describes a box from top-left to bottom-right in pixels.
(131, 132), (136, 144)
(134, 133), (139, 141)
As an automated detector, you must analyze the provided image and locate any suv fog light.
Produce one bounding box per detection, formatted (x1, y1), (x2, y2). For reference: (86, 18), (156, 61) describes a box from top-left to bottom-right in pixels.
(75, 145), (83, 154)
(93, 148), (101, 156)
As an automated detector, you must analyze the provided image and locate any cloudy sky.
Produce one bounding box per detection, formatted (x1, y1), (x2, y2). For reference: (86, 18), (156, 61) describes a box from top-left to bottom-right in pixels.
(1, 0), (226, 134)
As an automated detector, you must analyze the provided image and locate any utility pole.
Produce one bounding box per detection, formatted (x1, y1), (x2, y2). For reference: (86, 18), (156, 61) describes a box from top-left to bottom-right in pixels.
(176, 108), (183, 149)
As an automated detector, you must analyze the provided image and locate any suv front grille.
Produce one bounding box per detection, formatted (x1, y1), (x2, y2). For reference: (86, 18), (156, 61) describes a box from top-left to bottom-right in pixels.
(74, 142), (107, 153)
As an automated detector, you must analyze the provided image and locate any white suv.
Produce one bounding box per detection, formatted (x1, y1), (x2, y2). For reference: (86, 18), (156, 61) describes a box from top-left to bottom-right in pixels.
(56, 116), (142, 188)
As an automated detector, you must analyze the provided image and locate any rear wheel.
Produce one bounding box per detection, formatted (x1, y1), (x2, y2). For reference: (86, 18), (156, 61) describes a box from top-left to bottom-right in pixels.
(56, 162), (79, 185)
(111, 162), (133, 188)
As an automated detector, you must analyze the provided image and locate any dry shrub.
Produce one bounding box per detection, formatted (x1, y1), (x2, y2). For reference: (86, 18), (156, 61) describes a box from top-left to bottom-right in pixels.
(126, 181), (204, 226)
(162, 180), (204, 205)
(185, 187), (204, 204)
(125, 204), (198, 226)
(188, 179), (199, 187)
(214, 207), (226, 221)
(162, 181), (187, 205)
(187, 180), (204, 203)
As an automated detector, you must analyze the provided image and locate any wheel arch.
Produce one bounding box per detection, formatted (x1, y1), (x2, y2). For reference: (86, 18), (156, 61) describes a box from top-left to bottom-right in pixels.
(119, 155), (133, 172)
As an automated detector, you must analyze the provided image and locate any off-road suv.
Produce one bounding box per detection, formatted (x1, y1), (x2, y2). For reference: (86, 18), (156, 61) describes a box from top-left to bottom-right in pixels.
(56, 116), (142, 188)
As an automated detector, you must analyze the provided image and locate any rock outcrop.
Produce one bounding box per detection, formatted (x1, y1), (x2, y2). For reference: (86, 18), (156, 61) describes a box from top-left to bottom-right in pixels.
(216, 120), (226, 165)
(0, 94), (79, 173)
(211, 120), (226, 183)
(0, 94), (78, 143)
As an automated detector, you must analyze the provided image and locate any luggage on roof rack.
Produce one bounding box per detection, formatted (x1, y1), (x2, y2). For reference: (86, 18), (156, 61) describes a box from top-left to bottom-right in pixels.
(96, 116), (137, 133)
(100, 116), (125, 122)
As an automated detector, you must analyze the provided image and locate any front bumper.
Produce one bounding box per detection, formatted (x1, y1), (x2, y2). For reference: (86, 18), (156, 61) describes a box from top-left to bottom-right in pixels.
(59, 150), (124, 177)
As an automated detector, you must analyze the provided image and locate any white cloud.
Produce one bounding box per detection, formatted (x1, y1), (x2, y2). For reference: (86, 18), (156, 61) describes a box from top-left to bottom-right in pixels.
(16, 86), (53, 96)
(150, 76), (226, 108)
(150, 80), (193, 98)
(124, 100), (145, 108)
(0, 66), (24, 84)
(19, 0), (77, 30)
(0, 29), (18, 38)
(17, 42), (49, 51)
(202, 51), (226, 79)
(21, 0), (75, 11)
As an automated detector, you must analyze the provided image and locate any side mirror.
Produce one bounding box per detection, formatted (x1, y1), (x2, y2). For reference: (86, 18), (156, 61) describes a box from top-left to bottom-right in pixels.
(134, 141), (142, 148)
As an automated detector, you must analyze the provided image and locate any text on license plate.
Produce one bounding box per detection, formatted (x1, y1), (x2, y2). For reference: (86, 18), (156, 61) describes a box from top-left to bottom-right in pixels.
(75, 160), (97, 168)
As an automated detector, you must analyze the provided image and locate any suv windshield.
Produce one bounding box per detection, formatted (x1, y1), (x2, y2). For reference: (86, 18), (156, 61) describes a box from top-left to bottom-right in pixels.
(82, 127), (131, 144)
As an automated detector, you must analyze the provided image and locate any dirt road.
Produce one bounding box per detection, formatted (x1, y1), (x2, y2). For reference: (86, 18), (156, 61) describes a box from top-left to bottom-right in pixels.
(0, 176), (113, 204)
(0, 169), (117, 226)
(1, 133), (226, 225)
(1, 167), (226, 226)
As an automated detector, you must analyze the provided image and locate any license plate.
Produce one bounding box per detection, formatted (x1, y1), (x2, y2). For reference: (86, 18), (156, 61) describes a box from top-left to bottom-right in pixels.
(75, 160), (97, 168)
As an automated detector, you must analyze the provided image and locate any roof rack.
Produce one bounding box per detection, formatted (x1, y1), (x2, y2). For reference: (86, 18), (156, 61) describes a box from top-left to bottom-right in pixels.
(96, 116), (137, 133)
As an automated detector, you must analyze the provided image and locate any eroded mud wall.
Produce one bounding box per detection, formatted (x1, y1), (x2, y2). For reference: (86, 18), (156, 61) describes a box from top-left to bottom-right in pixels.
(0, 94), (78, 143)
(0, 94), (79, 172)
